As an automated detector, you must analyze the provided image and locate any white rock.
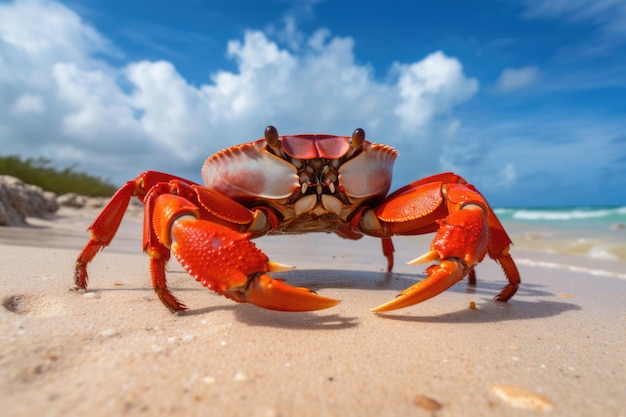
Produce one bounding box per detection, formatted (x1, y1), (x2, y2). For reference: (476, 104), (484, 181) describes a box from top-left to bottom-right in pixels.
(0, 176), (59, 226)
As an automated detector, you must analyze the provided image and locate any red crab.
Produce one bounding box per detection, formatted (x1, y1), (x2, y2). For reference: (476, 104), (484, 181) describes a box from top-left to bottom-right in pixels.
(74, 126), (520, 313)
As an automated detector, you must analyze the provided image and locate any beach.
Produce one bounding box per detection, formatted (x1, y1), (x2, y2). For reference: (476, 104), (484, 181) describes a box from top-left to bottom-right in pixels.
(0, 206), (625, 416)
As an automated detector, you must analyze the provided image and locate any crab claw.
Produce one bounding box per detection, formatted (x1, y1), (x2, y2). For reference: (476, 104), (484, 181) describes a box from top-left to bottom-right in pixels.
(371, 206), (489, 312)
(235, 273), (340, 312)
(169, 216), (340, 312)
(371, 258), (466, 312)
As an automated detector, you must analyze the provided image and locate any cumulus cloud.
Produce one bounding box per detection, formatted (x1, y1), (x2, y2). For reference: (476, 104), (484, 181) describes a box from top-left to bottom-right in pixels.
(393, 52), (479, 131)
(0, 0), (479, 188)
(496, 66), (541, 93)
(10, 93), (45, 114)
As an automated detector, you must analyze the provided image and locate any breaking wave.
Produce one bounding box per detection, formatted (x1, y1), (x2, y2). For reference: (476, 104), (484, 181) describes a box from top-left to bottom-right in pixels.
(494, 206), (626, 223)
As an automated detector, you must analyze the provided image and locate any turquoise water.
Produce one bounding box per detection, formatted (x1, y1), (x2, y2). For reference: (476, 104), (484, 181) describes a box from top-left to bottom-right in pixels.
(494, 206), (626, 226)
(494, 206), (626, 262)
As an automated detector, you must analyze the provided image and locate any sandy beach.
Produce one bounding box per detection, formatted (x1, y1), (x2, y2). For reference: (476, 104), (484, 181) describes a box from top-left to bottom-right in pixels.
(1, 207), (624, 417)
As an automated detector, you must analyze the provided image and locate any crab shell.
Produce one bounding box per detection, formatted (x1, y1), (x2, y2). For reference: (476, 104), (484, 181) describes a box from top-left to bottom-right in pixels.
(201, 134), (399, 233)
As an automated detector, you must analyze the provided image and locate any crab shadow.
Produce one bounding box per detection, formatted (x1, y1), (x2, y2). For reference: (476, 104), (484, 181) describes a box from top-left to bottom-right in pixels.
(175, 296), (358, 330)
(90, 267), (578, 327)
(373, 293), (581, 324)
(180, 268), (577, 326)
(233, 308), (359, 330)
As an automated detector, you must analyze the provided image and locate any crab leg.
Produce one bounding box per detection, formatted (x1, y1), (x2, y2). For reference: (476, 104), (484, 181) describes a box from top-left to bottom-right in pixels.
(74, 171), (198, 292)
(153, 194), (340, 312)
(74, 180), (135, 289)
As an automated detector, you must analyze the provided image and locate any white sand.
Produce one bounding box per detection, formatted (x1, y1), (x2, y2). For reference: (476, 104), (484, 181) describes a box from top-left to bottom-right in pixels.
(0, 208), (624, 416)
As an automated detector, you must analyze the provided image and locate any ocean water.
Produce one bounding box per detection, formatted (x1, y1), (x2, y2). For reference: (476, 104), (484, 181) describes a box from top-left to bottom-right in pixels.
(494, 206), (626, 263)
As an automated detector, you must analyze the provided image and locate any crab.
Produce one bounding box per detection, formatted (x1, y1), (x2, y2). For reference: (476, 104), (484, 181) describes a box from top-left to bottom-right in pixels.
(74, 126), (520, 313)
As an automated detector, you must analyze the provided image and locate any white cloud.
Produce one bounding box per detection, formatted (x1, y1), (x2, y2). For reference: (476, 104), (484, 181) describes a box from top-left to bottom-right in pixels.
(11, 93), (45, 114)
(522, 0), (626, 35)
(496, 66), (541, 93)
(0, 0), (116, 79)
(0, 0), (479, 189)
(53, 62), (139, 140)
(502, 163), (517, 184)
(521, 0), (626, 53)
(126, 60), (207, 159)
(393, 51), (478, 131)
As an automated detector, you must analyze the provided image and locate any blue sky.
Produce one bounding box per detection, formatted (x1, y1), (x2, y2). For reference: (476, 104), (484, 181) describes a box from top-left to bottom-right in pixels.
(1, 0), (625, 207)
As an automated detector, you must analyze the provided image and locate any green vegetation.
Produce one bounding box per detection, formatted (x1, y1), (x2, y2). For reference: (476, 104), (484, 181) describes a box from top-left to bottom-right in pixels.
(0, 155), (118, 197)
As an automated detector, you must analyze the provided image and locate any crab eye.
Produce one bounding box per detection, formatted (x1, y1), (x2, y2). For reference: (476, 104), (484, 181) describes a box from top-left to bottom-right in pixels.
(264, 125), (279, 147)
(351, 128), (365, 149)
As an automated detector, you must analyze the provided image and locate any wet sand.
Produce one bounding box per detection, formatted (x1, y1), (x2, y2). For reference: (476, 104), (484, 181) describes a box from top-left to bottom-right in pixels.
(0, 207), (624, 416)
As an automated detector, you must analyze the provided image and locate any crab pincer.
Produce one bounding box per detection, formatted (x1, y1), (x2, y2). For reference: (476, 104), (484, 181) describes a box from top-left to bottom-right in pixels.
(170, 217), (339, 311)
(371, 204), (519, 312)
